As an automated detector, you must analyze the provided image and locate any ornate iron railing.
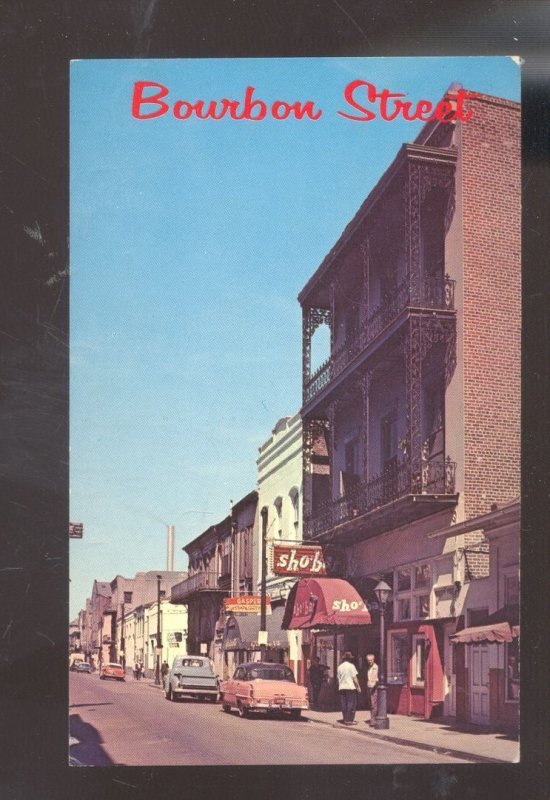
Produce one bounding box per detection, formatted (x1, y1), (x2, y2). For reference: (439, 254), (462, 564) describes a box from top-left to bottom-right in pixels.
(170, 570), (224, 602)
(303, 457), (456, 540)
(303, 275), (455, 404)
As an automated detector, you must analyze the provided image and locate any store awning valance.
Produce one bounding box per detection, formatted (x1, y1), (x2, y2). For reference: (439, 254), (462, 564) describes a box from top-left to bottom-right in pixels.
(223, 605), (288, 651)
(282, 577), (371, 629)
(450, 621), (519, 644)
(450, 605), (519, 644)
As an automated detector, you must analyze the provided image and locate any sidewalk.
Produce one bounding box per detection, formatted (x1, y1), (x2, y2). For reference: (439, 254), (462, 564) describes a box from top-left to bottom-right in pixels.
(302, 707), (519, 763)
(145, 677), (518, 763)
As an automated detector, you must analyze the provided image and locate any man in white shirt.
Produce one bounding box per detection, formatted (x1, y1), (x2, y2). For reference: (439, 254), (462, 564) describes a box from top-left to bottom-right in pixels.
(366, 653), (379, 726)
(337, 651), (360, 725)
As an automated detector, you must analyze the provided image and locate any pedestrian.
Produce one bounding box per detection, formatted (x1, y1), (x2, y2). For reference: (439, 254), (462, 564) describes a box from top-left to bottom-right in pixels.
(133, 662), (139, 680)
(365, 653), (379, 726)
(161, 660), (169, 682)
(337, 651), (360, 725)
(308, 656), (329, 708)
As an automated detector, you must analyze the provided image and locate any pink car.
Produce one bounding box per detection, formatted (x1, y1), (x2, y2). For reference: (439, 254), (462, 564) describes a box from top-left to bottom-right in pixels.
(220, 662), (308, 719)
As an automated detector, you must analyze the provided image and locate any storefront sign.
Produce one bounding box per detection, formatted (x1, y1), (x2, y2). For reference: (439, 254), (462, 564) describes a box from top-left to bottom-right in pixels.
(224, 596), (271, 614)
(272, 545), (326, 576)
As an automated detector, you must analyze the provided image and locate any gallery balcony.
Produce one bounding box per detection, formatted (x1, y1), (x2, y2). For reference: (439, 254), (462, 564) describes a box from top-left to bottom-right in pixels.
(303, 274), (455, 405)
(303, 457), (458, 545)
(170, 571), (227, 604)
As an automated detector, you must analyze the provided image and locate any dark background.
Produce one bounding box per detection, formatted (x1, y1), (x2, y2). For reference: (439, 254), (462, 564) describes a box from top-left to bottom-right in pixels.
(0, 2), (548, 798)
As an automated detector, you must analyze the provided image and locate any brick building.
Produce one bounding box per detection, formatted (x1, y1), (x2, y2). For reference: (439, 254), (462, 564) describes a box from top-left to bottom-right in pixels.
(297, 88), (520, 725)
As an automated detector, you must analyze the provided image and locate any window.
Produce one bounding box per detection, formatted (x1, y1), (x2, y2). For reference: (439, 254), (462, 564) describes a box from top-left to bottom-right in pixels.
(504, 575), (519, 607)
(416, 594), (430, 619)
(397, 598), (410, 620)
(381, 409), (398, 467)
(123, 591), (133, 604)
(394, 562), (432, 621)
(412, 635), (426, 685)
(274, 497), (283, 538)
(505, 639), (519, 703)
(389, 632), (409, 683)
(397, 567), (411, 592)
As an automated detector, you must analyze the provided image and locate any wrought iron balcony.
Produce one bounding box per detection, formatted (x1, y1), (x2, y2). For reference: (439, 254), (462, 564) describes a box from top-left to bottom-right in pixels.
(303, 275), (455, 405)
(170, 570), (226, 603)
(303, 456), (457, 541)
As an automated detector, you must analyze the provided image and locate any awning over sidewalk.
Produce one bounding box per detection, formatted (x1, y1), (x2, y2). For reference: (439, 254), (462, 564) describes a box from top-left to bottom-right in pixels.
(450, 621), (519, 644)
(450, 605), (519, 644)
(282, 577), (371, 629)
(223, 605), (288, 651)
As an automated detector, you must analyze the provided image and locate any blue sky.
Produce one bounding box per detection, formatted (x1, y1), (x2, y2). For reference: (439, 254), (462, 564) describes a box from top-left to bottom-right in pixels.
(70, 57), (520, 618)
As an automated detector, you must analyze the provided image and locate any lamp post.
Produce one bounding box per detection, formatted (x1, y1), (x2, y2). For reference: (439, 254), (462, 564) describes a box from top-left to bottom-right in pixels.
(259, 507), (268, 661)
(154, 574), (162, 685)
(373, 580), (392, 730)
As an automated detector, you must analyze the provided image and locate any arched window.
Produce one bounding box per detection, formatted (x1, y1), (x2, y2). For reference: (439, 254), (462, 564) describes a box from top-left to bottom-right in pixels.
(289, 486), (299, 538)
(274, 497), (283, 538)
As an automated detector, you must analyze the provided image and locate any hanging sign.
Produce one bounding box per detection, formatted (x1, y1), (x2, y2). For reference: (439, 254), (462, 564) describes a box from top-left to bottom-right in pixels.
(273, 545), (326, 576)
(224, 596), (271, 614)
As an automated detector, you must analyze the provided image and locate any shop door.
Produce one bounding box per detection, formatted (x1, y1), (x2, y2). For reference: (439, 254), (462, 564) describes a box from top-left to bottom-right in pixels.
(469, 643), (490, 725)
(443, 622), (456, 717)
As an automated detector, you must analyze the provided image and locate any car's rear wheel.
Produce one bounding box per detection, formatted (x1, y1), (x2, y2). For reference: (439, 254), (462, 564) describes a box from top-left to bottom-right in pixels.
(222, 702), (231, 713)
(290, 709), (302, 720)
(237, 701), (249, 718)
(167, 686), (174, 701)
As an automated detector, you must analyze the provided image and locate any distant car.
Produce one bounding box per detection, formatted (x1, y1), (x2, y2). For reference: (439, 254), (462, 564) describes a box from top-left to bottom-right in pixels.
(219, 662), (308, 719)
(99, 662), (125, 681)
(164, 656), (219, 702)
(75, 661), (93, 673)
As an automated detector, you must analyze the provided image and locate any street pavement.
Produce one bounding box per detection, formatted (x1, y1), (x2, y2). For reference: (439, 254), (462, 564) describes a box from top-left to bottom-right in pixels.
(69, 671), (473, 766)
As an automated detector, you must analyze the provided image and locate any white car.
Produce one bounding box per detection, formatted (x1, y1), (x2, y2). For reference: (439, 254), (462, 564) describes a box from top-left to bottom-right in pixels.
(164, 656), (219, 702)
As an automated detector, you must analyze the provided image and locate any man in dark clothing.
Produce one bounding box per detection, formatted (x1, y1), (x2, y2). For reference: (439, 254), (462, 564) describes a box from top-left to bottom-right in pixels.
(308, 656), (329, 707)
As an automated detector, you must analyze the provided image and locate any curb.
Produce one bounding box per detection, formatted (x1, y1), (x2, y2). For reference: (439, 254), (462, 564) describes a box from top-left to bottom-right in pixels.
(302, 715), (510, 764)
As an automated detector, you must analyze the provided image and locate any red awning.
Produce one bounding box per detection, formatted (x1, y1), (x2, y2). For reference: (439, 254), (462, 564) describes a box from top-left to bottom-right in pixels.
(282, 577), (371, 629)
(450, 621), (514, 644)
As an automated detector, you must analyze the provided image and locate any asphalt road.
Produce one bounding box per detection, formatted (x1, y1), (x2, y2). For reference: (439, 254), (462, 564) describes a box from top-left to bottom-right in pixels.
(69, 672), (469, 766)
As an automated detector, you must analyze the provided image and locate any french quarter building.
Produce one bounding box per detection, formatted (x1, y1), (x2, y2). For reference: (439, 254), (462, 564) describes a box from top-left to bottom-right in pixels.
(298, 88), (520, 729)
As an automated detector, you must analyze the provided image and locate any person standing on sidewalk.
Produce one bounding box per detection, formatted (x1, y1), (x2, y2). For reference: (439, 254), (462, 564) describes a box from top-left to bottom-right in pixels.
(365, 653), (379, 726)
(337, 651), (360, 725)
(309, 657), (329, 708)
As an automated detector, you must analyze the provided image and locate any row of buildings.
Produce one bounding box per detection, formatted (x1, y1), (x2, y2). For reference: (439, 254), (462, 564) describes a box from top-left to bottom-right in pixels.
(74, 87), (520, 732)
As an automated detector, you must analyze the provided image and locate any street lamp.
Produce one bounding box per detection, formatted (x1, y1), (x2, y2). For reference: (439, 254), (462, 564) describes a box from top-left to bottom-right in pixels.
(373, 580), (392, 730)
(154, 574), (162, 685)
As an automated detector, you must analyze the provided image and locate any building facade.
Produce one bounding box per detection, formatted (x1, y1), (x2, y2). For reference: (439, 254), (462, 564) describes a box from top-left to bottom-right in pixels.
(255, 414), (305, 682)
(171, 515), (232, 668)
(298, 89), (520, 724)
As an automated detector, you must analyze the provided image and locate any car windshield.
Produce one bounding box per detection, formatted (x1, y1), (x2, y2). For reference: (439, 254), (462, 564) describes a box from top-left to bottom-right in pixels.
(245, 665), (295, 682)
(107, 663), (122, 668)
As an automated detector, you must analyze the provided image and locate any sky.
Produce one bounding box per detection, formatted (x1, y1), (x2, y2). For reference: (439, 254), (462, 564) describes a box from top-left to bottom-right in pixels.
(70, 56), (520, 619)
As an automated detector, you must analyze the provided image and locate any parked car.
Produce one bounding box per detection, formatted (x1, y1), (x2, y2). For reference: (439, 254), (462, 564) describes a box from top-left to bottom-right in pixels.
(164, 656), (219, 702)
(219, 662), (308, 719)
(75, 661), (93, 673)
(99, 662), (125, 681)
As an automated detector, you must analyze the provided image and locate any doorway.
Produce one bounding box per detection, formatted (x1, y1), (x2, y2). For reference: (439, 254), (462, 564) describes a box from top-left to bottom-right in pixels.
(469, 642), (490, 725)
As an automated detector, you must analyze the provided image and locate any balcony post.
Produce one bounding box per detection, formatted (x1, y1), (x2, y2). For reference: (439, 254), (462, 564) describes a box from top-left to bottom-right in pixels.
(405, 317), (423, 490)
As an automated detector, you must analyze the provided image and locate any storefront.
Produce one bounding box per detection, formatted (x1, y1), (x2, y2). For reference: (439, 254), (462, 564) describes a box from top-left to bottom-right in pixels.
(450, 606), (519, 732)
(221, 606), (290, 679)
(282, 577), (372, 708)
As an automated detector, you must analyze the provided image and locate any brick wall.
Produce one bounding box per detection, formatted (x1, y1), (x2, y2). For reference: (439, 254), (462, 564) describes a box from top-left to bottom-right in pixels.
(460, 93), (521, 519)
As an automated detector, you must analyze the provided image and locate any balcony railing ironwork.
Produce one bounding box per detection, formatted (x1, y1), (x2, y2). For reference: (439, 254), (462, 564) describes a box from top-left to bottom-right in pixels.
(171, 570), (224, 602)
(303, 456), (456, 540)
(303, 275), (456, 404)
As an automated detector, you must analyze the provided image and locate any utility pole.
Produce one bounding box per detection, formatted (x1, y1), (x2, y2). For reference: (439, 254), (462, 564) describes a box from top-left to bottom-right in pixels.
(120, 601), (125, 671)
(260, 507), (268, 661)
(154, 575), (162, 685)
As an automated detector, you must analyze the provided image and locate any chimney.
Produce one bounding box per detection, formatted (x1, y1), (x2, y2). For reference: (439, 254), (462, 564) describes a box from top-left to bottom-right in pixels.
(167, 525), (175, 571)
